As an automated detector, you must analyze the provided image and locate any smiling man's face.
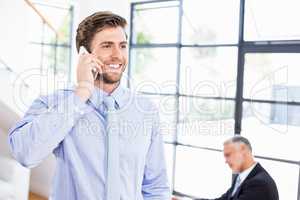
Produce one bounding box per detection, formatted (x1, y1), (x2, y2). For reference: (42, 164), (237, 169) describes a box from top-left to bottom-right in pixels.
(90, 26), (128, 84)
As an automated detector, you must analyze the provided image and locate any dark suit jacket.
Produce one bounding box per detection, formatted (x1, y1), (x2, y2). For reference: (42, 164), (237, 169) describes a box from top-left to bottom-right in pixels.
(196, 163), (279, 200)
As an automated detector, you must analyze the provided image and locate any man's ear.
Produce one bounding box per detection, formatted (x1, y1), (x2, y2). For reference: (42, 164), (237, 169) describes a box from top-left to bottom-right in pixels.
(240, 143), (247, 153)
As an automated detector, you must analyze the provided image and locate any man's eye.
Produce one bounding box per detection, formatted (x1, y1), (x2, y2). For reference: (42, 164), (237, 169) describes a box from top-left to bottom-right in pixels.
(121, 45), (127, 49)
(102, 45), (111, 48)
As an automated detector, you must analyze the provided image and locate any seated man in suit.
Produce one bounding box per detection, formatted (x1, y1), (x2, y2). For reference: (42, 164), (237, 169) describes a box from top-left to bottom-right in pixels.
(196, 136), (279, 200)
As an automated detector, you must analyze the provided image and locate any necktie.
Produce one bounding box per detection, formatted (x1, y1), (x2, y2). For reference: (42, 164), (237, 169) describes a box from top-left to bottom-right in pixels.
(231, 175), (241, 196)
(104, 96), (120, 200)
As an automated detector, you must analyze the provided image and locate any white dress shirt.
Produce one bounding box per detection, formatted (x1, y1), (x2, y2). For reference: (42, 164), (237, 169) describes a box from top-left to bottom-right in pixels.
(238, 162), (257, 185)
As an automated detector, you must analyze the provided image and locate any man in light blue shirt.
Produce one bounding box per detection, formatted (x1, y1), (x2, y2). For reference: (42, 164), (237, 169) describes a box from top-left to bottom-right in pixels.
(8, 11), (170, 200)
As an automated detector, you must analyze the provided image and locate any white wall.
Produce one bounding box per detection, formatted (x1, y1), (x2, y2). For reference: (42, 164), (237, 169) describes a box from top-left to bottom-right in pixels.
(0, 0), (27, 73)
(0, 93), (56, 198)
(0, 127), (11, 158)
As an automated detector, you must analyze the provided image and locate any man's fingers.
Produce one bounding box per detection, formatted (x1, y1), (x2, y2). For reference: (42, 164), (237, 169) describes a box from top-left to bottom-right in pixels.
(91, 58), (103, 72)
(90, 62), (102, 73)
(78, 49), (103, 75)
(79, 47), (103, 67)
(90, 54), (104, 66)
(79, 46), (89, 55)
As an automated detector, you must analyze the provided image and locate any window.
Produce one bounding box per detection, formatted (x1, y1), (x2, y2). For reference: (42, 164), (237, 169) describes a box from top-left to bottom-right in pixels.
(244, 0), (300, 41)
(132, 1), (179, 44)
(182, 0), (240, 44)
(180, 47), (238, 97)
(26, 1), (73, 95)
(175, 146), (231, 198)
(243, 53), (300, 101)
(242, 102), (300, 160)
(130, 0), (300, 199)
(130, 48), (178, 94)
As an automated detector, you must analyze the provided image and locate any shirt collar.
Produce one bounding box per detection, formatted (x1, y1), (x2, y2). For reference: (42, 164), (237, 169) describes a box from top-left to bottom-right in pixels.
(77, 84), (128, 109)
(109, 84), (128, 109)
(68, 83), (128, 109)
(88, 87), (108, 109)
(238, 162), (257, 184)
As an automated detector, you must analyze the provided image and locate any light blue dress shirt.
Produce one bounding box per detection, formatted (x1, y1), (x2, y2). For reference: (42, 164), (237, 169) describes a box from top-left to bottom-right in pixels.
(8, 85), (170, 200)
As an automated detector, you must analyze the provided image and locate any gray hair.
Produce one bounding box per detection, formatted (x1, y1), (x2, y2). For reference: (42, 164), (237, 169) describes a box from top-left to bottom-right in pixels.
(224, 135), (252, 152)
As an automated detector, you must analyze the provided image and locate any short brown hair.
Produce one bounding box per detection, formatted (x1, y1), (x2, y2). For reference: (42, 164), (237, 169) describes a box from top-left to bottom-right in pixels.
(75, 11), (127, 52)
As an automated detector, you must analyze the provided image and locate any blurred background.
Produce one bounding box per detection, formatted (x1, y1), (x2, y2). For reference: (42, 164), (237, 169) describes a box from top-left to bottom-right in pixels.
(0, 0), (300, 199)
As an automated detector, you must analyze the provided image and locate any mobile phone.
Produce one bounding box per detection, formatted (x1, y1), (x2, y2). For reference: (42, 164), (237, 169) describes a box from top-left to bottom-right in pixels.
(79, 46), (99, 80)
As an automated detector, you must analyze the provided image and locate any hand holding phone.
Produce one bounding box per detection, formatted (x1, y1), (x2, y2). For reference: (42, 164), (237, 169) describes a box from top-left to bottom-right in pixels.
(75, 46), (103, 102)
(79, 46), (100, 80)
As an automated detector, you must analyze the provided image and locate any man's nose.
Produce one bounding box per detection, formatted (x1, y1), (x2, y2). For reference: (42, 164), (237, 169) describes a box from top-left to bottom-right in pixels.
(111, 46), (122, 59)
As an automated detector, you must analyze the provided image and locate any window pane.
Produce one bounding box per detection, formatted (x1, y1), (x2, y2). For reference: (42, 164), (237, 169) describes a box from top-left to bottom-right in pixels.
(43, 25), (57, 44)
(35, 4), (71, 44)
(182, 0), (239, 44)
(242, 102), (300, 160)
(56, 47), (70, 73)
(244, 0), (300, 41)
(178, 97), (234, 148)
(243, 53), (300, 102)
(132, 1), (179, 44)
(42, 46), (56, 72)
(141, 95), (177, 142)
(164, 144), (174, 189)
(175, 146), (231, 198)
(180, 47), (237, 97)
(130, 48), (178, 94)
(256, 158), (299, 200)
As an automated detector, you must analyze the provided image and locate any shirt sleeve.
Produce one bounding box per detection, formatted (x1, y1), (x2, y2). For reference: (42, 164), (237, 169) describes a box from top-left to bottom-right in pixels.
(142, 107), (171, 200)
(8, 91), (89, 168)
